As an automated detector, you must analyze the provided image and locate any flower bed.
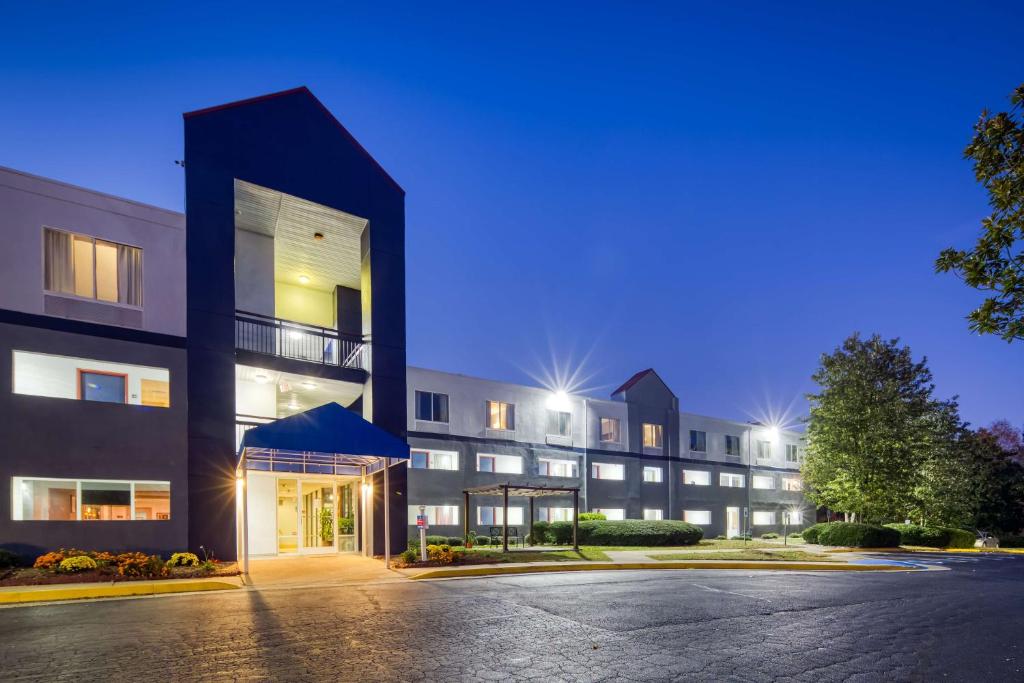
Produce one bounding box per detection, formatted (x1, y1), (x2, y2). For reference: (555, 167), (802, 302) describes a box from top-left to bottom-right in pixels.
(0, 548), (237, 587)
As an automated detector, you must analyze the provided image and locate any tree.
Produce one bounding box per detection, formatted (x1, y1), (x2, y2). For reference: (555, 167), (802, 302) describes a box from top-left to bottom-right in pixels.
(963, 428), (1024, 535)
(984, 419), (1024, 464)
(936, 83), (1024, 342)
(803, 333), (960, 523)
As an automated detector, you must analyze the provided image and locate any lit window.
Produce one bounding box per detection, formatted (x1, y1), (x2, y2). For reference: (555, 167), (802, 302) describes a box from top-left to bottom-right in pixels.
(782, 477), (803, 492)
(725, 435), (741, 456)
(538, 458), (577, 477)
(720, 473), (745, 488)
(410, 449), (459, 471)
(684, 510), (711, 525)
(752, 475), (775, 490)
(600, 417), (620, 443)
(643, 509), (664, 520)
(477, 506), (524, 526)
(591, 462), (625, 480)
(408, 505), (459, 526)
(642, 423), (663, 448)
(752, 511), (776, 525)
(44, 228), (143, 306)
(415, 391), (449, 423)
(486, 400), (515, 430)
(642, 466), (663, 483)
(477, 453), (522, 474)
(757, 441), (771, 460)
(689, 430), (706, 452)
(785, 509), (803, 524)
(546, 410), (572, 437)
(538, 507), (574, 522)
(683, 470), (711, 486)
(12, 477), (170, 521)
(13, 351), (170, 407)
(786, 444), (800, 463)
(593, 508), (624, 520)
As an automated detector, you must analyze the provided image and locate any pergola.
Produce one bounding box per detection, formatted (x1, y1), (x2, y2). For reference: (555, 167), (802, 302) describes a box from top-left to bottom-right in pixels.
(463, 483), (580, 553)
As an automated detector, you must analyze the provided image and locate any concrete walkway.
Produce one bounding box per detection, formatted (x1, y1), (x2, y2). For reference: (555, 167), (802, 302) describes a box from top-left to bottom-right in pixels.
(243, 552), (405, 588)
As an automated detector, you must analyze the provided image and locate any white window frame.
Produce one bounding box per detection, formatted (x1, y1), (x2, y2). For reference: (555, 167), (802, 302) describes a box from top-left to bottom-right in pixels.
(12, 476), (170, 521)
(593, 508), (624, 520)
(476, 453), (523, 474)
(546, 410), (572, 438)
(720, 472), (745, 488)
(752, 511), (776, 526)
(642, 423), (663, 449)
(756, 440), (772, 460)
(724, 434), (741, 456)
(42, 227), (144, 309)
(752, 475), (775, 490)
(410, 449), (459, 471)
(786, 444), (800, 463)
(642, 508), (664, 520)
(591, 462), (625, 481)
(414, 390), (450, 424)
(683, 510), (711, 525)
(782, 477), (803, 492)
(642, 466), (663, 483)
(485, 400), (515, 431)
(477, 506), (525, 526)
(409, 504), (460, 526)
(683, 469), (711, 486)
(538, 458), (578, 478)
(599, 417), (621, 443)
(689, 429), (707, 452)
(538, 507), (574, 522)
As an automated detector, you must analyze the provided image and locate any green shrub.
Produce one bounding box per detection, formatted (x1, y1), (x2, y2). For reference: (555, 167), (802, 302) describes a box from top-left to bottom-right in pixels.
(425, 535), (448, 545)
(818, 523), (900, 548)
(578, 512), (606, 521)
(729, 534), (752, 541)
(0, 549), (19, 568)
(446, 536), (464, 547)
(788, 532), (803, 539)
(475, 536), (491, 546)
(714, 535), (727, 540)
(801, 523), (833, 544)
(885, 524), (975, 549)
(573, 520), (703, 546)
(760, 532), (779, 539)
(531, 521), (550, 545)
(999, 536), (1024, 548)
(58, 555), (97, 573)
(549, 521), (575, 544)
(400, 548), (417, 565)
(167, 552), (200, 567)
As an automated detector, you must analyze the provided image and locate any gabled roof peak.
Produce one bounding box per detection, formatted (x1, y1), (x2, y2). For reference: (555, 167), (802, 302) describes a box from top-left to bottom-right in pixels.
(611, 368), (657, 397)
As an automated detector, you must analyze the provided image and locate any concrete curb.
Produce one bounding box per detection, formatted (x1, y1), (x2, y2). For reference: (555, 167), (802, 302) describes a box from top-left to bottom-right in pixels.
(0, 580), (240, 605)
(409, 561), (913, 580)
(827, 547), (1024, 555)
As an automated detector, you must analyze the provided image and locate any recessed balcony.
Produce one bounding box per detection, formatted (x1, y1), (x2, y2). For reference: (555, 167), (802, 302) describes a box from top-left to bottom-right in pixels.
(235, 310), (368, 371)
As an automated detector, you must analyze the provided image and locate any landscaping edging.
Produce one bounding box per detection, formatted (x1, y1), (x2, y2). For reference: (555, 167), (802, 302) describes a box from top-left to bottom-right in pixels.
(408, 560), (915, 580)
(0, 579), (241, 605)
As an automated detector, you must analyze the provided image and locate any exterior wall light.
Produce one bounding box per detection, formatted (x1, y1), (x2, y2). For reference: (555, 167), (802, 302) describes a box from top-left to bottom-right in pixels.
(298, 274), (310, 285)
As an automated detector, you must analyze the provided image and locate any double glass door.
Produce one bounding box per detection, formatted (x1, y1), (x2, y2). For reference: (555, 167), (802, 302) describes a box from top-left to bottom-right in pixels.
(275, 478), (359, 555)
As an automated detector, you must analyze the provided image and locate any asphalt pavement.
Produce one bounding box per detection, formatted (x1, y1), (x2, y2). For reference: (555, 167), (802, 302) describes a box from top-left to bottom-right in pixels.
(1, 553), (1021, 682)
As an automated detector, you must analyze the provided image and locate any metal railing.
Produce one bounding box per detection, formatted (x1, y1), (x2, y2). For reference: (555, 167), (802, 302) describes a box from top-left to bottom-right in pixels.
(235, 310), (368, 370)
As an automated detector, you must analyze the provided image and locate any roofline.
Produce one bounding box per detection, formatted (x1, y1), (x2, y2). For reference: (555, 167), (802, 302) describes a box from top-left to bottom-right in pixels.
(183, 86), (405, 195)
(0, 164), (184, 221)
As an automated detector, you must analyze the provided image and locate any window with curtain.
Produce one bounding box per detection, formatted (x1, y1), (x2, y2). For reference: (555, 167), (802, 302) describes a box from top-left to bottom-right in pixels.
(44, 228), (143, 306)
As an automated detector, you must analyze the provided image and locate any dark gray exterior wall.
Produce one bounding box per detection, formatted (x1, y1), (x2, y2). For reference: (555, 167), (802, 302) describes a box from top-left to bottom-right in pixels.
(0, 320), (188, 559)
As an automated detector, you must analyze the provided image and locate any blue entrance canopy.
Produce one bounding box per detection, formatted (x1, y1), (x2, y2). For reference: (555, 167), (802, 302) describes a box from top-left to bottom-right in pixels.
(239, 402), (410, 461)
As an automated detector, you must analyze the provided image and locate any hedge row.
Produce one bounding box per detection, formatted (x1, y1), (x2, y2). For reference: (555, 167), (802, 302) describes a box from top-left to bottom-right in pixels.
(802, 522), (900, 547)
(884, 524), (975, 549)
(547, 520), (703, 546)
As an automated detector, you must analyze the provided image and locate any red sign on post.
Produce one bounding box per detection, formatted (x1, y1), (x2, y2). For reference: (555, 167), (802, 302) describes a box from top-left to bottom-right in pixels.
(416, 514), (427, 528)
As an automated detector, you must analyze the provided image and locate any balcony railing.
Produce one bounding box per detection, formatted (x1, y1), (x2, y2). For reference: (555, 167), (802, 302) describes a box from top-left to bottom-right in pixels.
(235, 310), (368, 370)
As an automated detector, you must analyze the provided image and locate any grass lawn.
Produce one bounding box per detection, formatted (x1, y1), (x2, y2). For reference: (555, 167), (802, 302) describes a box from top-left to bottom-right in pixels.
(648, 549), (836, 562)
(463, 547), (611, 562)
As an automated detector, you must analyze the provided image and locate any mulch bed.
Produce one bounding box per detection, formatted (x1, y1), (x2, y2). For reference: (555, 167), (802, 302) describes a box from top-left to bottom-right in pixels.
(0, 564), (239, 587)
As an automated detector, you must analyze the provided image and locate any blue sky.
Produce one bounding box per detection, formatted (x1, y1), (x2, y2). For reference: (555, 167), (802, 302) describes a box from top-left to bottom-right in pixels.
(1, 2), (1021, 428)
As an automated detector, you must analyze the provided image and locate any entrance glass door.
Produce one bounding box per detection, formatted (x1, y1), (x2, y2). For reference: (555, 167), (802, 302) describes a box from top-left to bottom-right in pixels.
(337, 481), (357, 552)
(726, 507), (741, 539)
(301, 481), (336, 553)
(277, 478), (299, 554)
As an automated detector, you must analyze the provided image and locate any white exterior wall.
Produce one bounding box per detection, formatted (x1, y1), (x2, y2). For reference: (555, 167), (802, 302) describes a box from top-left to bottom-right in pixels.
(679, 412), (802, 471)
(407, 366), (628, 449)
(0, 166), (186, 336)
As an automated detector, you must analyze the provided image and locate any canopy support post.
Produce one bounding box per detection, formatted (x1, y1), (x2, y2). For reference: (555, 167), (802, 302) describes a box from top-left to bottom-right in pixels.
(529, 497), (535, 547)
(502, 484), (509, 553)
(572, 488), (579, 552)
(242, 465), (250, 577)
(383, 457), (391, 569)
(463, 490), (470, 544)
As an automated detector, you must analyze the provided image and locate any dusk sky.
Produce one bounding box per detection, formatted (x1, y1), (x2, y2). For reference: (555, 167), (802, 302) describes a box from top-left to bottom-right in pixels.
(2, 2), (1021, 429)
